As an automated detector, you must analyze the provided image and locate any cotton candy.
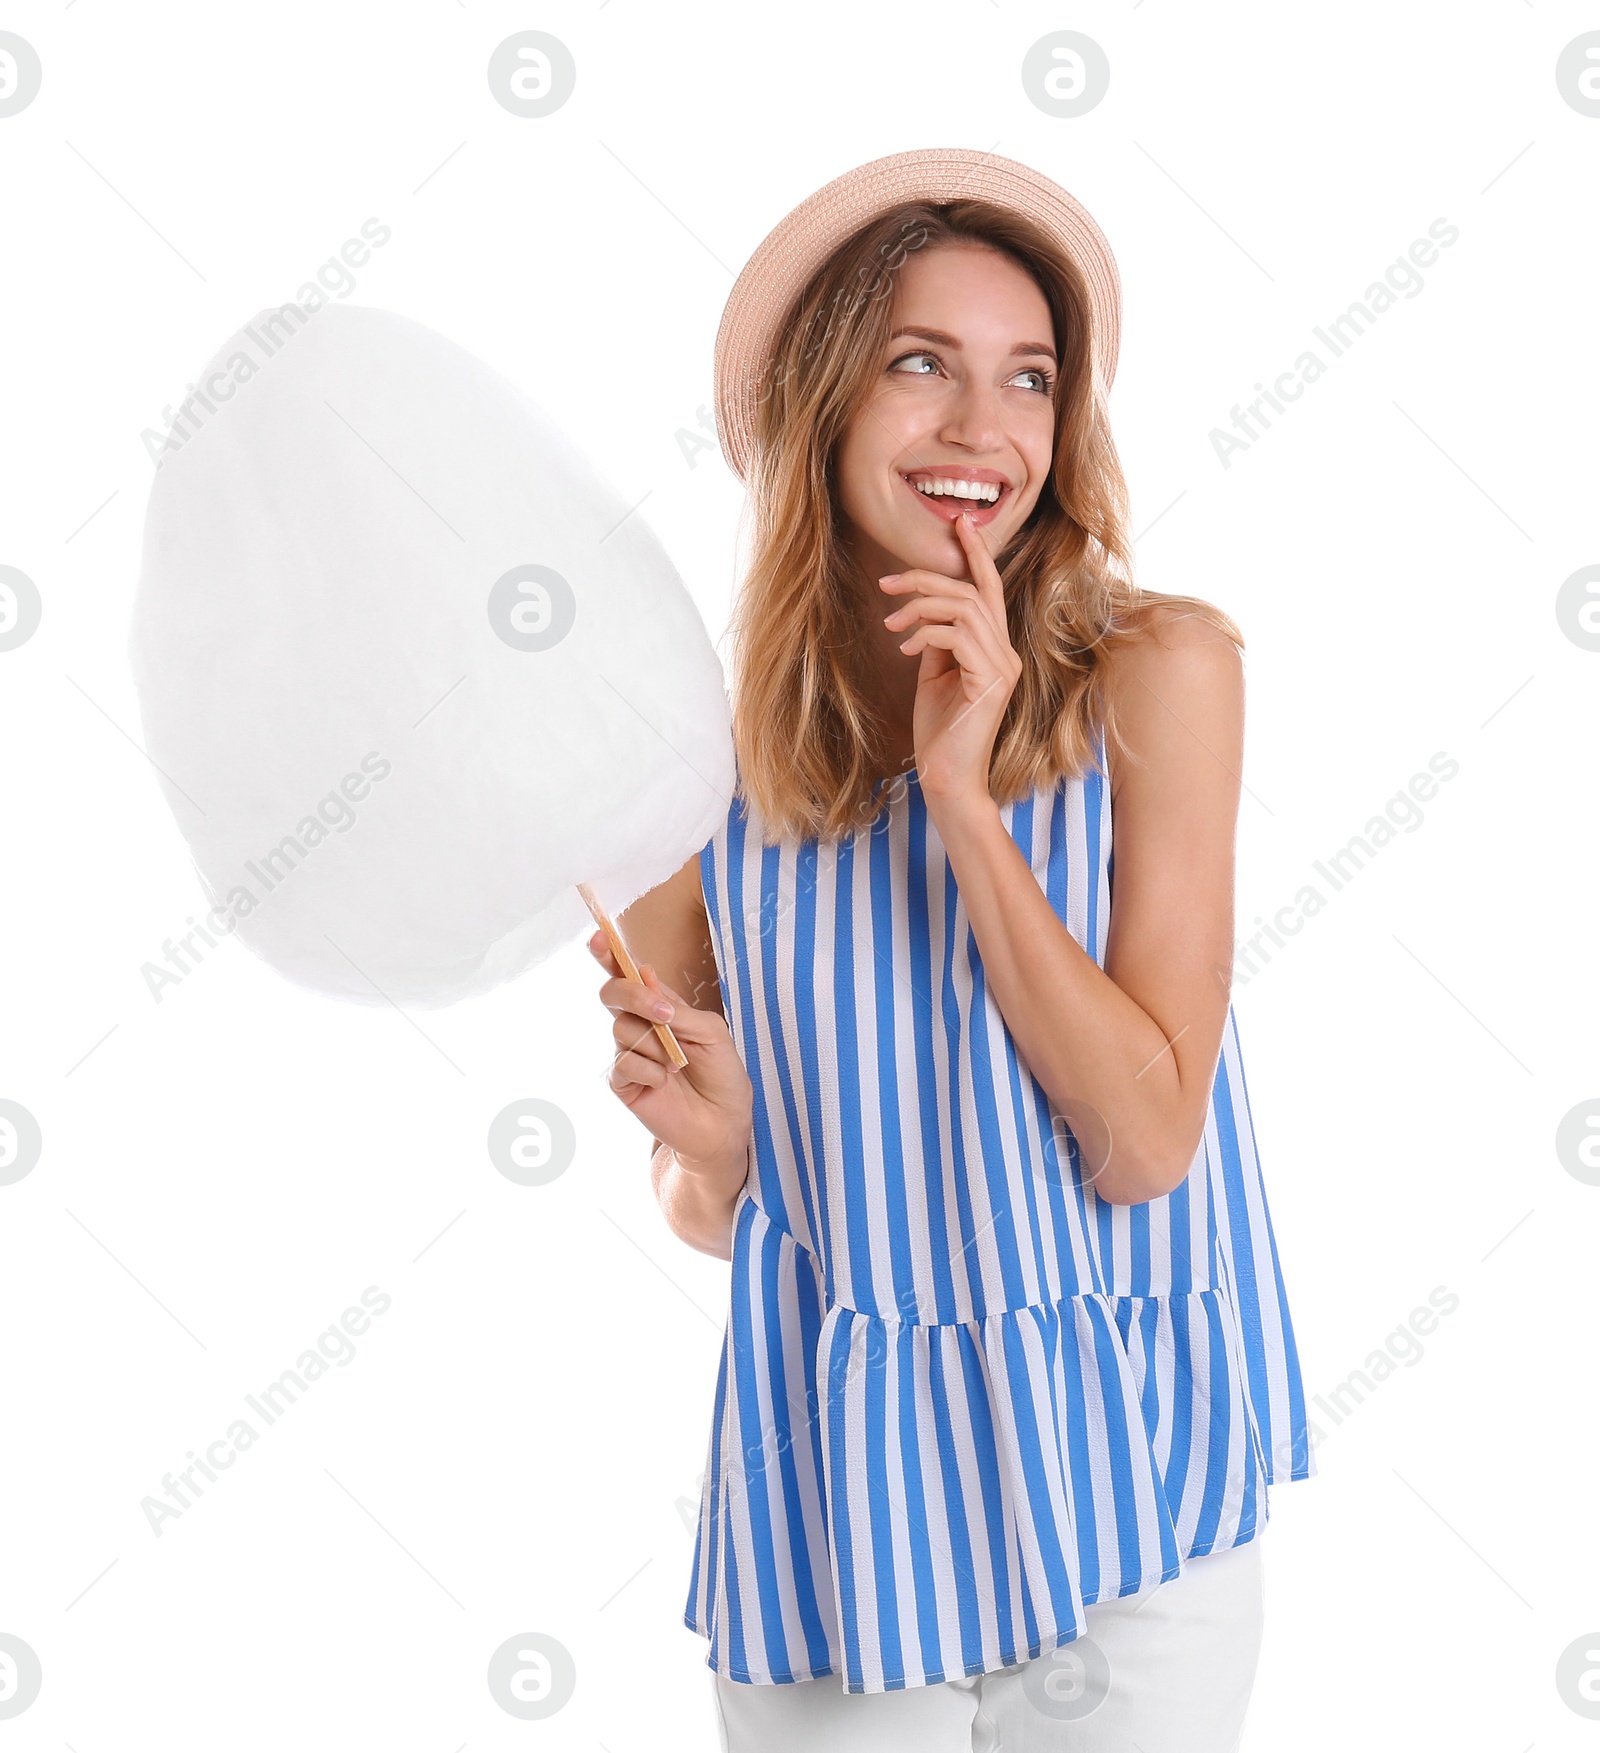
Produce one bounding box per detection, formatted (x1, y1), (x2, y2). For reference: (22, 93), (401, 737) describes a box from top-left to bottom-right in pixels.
(129, 302), (733, 1006)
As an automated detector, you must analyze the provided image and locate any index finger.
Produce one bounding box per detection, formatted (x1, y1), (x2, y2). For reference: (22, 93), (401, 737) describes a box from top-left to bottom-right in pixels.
(599, 967), (675, 1019)
(952, 510), (1006, 621)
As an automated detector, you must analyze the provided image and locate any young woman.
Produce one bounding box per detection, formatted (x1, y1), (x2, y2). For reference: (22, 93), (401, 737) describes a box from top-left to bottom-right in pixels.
(590, 148), (1315, 1752)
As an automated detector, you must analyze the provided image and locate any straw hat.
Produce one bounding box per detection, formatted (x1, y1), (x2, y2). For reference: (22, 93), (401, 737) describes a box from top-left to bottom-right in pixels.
(712, 145), (1121, 484)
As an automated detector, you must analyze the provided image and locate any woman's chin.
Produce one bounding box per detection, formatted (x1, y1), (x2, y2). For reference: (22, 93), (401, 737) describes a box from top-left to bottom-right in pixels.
(891, 521), (965, 569)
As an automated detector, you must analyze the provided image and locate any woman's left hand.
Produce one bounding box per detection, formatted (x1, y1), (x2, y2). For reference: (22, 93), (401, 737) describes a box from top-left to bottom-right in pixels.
(879, 510), (1022, 803)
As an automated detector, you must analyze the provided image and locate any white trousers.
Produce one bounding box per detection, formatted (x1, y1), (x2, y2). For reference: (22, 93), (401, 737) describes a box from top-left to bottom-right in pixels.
(712, 1536), (1266, 1753)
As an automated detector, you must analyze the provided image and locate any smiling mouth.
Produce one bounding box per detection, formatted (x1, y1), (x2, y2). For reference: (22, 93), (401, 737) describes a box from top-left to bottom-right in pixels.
(899, 473), (1011, 527)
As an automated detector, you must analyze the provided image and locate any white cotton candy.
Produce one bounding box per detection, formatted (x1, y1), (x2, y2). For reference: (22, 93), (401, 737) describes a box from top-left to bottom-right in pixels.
(129, 302), (733, 1006)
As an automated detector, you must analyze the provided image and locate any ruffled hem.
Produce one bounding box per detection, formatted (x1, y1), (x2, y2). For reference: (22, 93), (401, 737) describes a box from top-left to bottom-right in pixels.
(685, 1196), (1303, 1695)
(686, 1524), (1264, 1689)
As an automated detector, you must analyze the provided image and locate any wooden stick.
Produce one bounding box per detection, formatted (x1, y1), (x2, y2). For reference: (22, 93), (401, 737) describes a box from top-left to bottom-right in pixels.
(576, 882), (689, 1069)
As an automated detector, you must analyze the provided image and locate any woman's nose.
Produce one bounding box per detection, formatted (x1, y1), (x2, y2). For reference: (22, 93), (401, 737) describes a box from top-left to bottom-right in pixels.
(938, 380), (1007, 450)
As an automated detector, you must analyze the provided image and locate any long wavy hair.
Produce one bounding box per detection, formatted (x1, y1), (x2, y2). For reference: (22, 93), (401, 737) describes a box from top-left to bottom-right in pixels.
(726, 195), (1241, 844)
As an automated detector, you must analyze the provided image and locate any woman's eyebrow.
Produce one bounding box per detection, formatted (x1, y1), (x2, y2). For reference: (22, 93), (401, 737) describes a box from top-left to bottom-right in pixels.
(888, 324), (1057, 365)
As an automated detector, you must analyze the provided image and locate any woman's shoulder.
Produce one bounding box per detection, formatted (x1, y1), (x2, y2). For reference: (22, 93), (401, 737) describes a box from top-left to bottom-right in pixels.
(1100, 591), (1245, 791)
(1118, 588), (1242, 650)
(1103, 590), (1243, 698)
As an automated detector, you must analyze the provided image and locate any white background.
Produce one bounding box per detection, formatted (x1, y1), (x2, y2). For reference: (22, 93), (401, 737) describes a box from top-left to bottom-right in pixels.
(2, 2), (1597, 1747)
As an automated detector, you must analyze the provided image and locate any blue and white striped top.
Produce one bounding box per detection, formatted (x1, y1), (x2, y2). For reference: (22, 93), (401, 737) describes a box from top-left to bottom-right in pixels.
(684, 735), (1315, 1694)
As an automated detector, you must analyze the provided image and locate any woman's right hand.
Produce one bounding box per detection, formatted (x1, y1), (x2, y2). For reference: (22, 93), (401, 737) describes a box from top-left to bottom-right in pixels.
(589, 931), (754, 1172)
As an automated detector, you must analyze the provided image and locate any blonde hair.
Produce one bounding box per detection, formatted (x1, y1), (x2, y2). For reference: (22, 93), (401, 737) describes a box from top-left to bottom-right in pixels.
(727, 196), (1240, 843)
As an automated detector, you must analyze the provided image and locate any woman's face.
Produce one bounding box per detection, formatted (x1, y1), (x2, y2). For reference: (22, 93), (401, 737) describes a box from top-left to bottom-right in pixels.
(834, 240), (1059, 587)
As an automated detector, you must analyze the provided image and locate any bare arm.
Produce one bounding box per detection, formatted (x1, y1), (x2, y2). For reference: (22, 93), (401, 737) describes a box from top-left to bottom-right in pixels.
(594, 851), (753, 1260)
(926, 605), (1242, 1203)
(647, 1136), (748, 1262)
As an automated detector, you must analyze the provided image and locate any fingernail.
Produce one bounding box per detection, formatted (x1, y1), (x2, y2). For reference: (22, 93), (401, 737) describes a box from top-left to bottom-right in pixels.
(653, 1002), (674, 1020)
(879, 573), (901, 584)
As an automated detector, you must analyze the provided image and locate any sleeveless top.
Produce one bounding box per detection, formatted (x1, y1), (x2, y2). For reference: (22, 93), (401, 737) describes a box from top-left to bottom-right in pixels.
(683, 736), (1315, 1695)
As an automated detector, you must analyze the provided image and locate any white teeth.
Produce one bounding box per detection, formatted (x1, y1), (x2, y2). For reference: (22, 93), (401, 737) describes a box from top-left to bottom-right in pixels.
(906, 476), (1002, 504)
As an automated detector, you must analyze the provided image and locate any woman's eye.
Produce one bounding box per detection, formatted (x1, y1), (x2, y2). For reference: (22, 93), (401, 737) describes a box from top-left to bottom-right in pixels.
(1013, 368), (1055, 395)
(890, 350), (942, 377)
